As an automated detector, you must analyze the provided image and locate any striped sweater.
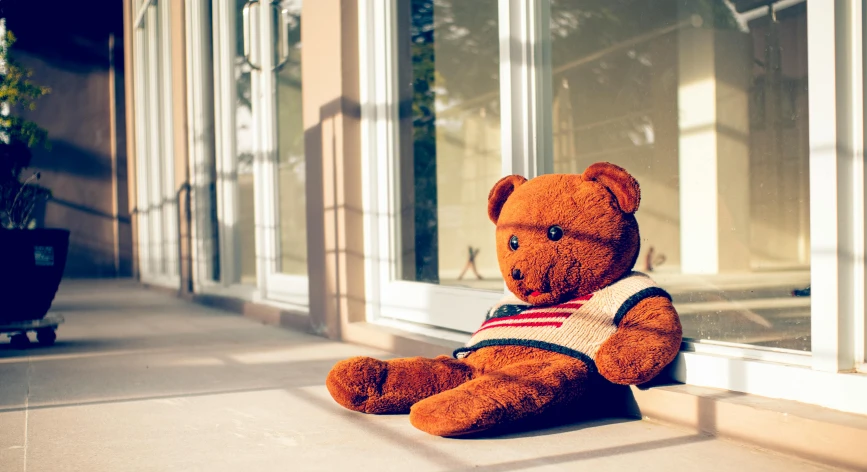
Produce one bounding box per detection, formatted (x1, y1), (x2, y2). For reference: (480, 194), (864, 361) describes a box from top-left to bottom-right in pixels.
(453, 271), (671, 371)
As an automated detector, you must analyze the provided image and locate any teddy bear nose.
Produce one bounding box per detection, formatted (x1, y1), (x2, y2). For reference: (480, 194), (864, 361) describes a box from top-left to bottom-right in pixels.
(511, 268), (524, 280)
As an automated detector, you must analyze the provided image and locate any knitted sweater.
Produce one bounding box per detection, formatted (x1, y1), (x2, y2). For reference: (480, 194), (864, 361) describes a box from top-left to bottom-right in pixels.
(453, 271), (671, 371)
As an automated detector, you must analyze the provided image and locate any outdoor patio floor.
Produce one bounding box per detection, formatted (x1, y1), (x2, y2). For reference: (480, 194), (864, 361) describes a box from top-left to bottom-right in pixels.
(0, 280), (840, 472)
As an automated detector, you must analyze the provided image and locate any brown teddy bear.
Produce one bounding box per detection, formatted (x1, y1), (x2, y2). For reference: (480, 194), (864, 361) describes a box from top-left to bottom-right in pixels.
(326, 162), (683, 437)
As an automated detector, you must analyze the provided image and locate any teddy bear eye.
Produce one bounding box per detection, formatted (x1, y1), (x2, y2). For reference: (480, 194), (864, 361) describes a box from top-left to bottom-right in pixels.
(509, 235), (519, 251)
(547, 225), (563, 241)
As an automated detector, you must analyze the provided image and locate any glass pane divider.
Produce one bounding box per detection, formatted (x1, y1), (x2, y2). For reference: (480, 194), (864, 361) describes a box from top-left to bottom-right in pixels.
(159, 0), (177, 277)
(359, 0), (379, 321)
(359, 0), (401, 322)
(862, 0), (867, 366)
(254, 0), (276, 297)
(499, 0), (553, 178)
(212, 0), (239, 287)
(807, 0), (863, 373)
(146, 5), (165, 275)
(133, 27), (150, 276)
(682, 339), (812, 367)
(184, 0), (221, 288)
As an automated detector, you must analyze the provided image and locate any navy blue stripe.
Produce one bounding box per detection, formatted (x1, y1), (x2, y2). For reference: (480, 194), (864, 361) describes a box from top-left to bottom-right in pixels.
(485, 304), (530, 321)
(453, 339), (597, 373)
(613, 287), (672, 326)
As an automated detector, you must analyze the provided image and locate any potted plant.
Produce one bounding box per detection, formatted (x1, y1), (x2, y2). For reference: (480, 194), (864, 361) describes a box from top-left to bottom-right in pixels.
(0, 27), (69, 324)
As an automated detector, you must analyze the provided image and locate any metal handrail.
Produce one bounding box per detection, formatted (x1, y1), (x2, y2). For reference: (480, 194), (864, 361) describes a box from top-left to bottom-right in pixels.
(134, 0), (157, 30)
(273, 1), (291, 72)
(242, 0), (262, 70)
(175, 182), (191, 295)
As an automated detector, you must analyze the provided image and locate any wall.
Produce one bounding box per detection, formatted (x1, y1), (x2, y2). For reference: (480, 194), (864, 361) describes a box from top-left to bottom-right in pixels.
(2, 0), (130, 278)
(303, 0), (364, 338)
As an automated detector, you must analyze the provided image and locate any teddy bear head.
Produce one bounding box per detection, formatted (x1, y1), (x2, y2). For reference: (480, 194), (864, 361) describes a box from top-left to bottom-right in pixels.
(488, 162), (642, 306)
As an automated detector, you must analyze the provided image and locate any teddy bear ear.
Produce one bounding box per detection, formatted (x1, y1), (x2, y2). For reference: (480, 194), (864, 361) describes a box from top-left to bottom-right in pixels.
(488, 174), (527, 224)
(582, 162), (641, 214)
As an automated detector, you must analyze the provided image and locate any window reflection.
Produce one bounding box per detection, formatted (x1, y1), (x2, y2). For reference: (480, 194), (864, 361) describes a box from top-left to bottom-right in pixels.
(235, 0), (257, 285)
(397, 0), (811, 351)
(549, 0), (810, 350)
(399, 0), (503, 291)
(275, 0), (306, 276)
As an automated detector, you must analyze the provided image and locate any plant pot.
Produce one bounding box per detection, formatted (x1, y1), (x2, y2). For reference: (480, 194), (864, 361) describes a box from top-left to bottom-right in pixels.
(0, 228), (70, 323)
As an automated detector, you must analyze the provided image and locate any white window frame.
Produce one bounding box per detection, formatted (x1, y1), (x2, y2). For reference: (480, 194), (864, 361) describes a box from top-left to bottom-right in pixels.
(359, 0), (867, 416)
(158, 0), (179, 282)
(256, 0), (309, 308)
(133, 0), (179, 289)
(195, 0), (309, 310)
(209, 0), (245, 295)
(808, 0), (864, 376)
(360, 0), (505, 334)
(185, 0), (219, 289)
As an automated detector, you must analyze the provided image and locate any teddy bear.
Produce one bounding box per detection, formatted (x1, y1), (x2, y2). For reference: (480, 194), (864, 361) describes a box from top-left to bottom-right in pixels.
(326, 162), (683, 437)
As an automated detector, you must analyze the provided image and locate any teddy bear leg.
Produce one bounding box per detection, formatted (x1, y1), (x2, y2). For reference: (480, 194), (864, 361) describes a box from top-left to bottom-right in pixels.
(408, 354), (590, 437)
(326, 355), (475, 414)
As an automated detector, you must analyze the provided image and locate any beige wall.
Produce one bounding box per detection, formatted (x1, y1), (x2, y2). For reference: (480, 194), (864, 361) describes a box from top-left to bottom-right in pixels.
(303, 0), (364, 337)
(6, 0), (131, 278)
(123, 0), (139, 279)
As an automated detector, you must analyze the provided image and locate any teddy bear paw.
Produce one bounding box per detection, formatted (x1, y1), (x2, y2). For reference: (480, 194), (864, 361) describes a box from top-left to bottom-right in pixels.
(325, 356), (391, 413)
(409, 389), (504, 437)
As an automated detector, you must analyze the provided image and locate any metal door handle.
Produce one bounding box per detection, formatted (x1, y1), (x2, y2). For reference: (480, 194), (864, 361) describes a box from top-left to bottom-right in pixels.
(273, 2), (290, 72)
(242, 0), (261, 70)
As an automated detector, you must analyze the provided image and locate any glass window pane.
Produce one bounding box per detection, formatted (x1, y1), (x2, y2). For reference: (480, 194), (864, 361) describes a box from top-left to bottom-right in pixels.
(235, 0), (257, 284)
(203, 2), (221, 282)
(548, 0), (810, 351)
(134, 25), (152, 276)
(398, 0), (502, 291)
(275, 0), (306, 275)
(146, 5), (166, 275)
(159, 0), (177, 279)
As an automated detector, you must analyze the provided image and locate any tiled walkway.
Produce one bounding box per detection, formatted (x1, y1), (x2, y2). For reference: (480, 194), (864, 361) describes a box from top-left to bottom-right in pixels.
(0, 280), (838, 471)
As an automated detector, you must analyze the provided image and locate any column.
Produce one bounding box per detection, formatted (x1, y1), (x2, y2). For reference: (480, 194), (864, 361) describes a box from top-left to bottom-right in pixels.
(678, 23), (752, 274)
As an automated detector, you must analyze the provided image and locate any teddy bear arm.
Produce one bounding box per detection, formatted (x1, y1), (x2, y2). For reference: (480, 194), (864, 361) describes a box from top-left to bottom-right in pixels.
(595, 296), (683, 385)
(326, 355), (475, 414)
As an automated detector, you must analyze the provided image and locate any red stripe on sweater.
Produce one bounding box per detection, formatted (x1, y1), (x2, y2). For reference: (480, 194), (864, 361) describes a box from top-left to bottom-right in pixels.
(523, 294), (592, 311)
(526, 302), (586, 312)
(475, 321), (563, 334)
(524, 302), (584, 313)
(481, 311), (571, 327)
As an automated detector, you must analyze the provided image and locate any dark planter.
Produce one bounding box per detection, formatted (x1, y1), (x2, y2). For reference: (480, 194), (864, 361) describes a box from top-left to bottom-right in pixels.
(0, 228), (70, 323)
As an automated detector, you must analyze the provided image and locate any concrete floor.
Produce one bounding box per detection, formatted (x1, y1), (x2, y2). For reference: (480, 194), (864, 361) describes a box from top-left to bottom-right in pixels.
(0, 280), (838, 472)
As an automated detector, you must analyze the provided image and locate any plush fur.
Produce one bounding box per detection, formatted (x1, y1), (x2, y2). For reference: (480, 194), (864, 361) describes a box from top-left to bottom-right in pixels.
(326, 162), (682, 437)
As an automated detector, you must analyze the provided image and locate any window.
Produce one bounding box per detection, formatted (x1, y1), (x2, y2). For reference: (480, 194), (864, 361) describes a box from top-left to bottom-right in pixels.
(397, 0), (503, 291)
(366, 0), (813, 347)
(132, 0), (177, 286)
(186, 0), (221, 284)
(547, 1), (811, 352)
(233, 0), (258, 285)
(274, 0), (306, 276)
(203, 0), (307, 306)
(361, 0), (867, 414)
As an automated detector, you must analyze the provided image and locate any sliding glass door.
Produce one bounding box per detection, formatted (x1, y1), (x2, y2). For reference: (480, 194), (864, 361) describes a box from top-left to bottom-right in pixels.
(362, 0), (814, 355)
(132, 0), (178, 287)
(206, 0), (306, 306)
